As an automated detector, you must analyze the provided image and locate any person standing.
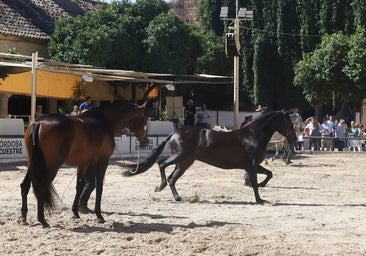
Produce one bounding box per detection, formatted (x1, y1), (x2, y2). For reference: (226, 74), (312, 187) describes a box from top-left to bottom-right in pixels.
(348, 120), (359, 151)
(195, 104), (211, 129)
(240, 115), (253, 128)
(78, 96), (95, 213)
(320, 117), (331, 151)
(79, 96), (93, 112)
(70, 105), (80, 116)
(334, 119), (347, 151)
(306, 117), (321, 151)
(326, 115), (336, 150)
(184, 99), (196, 126)
(35, 105), (44, 120)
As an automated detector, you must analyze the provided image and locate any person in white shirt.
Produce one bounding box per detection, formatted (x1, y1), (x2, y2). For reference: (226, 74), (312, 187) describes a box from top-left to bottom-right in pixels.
(334, 119), (347, 151)
(195, 104), (211, 129)
(321, 118), (331, 151)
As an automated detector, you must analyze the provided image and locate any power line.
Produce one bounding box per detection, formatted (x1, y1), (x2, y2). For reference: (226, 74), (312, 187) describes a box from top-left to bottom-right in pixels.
(240, 26), (323, 38)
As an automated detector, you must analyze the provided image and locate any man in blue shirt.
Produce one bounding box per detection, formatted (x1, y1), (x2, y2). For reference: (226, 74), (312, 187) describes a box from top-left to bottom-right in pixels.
(79, 96), (95, 213)
(79, 96), (93, 112)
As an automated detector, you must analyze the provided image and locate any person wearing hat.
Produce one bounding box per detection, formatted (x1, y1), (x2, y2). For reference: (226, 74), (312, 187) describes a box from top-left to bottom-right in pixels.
(184, 99), (196, 126)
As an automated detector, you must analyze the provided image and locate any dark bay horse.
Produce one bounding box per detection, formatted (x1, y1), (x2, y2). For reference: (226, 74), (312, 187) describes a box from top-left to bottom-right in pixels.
(21, 101), (148, 227)
(124, 110), (297, 204)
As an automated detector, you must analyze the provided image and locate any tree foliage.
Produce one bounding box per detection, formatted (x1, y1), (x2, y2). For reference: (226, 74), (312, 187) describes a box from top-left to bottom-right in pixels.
(144, 12), (201, 74)
(49, 0), (172, 71)
(47, 0), (366, 113)
(294, 27), (366, 108)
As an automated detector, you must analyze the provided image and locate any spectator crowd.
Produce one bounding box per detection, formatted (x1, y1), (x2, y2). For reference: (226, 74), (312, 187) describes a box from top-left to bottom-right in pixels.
(299, 115), (366, 152)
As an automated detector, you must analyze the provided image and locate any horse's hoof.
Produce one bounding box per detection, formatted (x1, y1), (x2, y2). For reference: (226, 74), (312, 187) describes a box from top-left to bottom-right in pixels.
(17, 217), (29, 226)
(154, 186), (161, 192)
(174, 196), (182, 202)
(41, 221), (50, 228)
(244, 181), (253, 188)
(79, 205), (94, 214)
(96, 218), (105, 224)
(256, 199), (269, 205)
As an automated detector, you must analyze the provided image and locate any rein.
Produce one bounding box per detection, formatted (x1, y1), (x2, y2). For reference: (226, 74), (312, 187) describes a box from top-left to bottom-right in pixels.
(129, 146), (141, 174)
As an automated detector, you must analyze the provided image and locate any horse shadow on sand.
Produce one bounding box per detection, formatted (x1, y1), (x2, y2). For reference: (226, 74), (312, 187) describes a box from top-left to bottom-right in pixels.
(70, 211), (238, 234)
(210, 200), (366, 208)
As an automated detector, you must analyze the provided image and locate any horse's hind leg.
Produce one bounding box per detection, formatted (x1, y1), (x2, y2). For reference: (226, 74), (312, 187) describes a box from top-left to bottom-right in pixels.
(271, 143), (280, 161)
(72, 166), (87, 219)
(37, 199), (49, 228)
(94, 161), (108, 223)
(166, 160), (194, 201)
(20, 169), (31, 225)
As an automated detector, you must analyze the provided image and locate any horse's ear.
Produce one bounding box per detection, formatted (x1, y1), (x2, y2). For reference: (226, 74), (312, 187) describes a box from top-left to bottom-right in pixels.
(139, 101), (148, 109)
(281, 109), (290, 115)
(138, 100), (149, 116)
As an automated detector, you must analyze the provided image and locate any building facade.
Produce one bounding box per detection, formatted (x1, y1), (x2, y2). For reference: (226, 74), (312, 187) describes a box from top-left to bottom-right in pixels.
(0, 0), (104, 118)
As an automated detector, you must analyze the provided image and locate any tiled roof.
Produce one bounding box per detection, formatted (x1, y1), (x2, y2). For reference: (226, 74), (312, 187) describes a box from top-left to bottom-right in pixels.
(0, 0), (105, 40)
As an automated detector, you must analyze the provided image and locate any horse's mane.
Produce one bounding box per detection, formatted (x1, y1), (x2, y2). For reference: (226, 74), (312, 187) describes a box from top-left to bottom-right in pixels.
(248, 110), (282, 125)
(79, 100), (136, 117)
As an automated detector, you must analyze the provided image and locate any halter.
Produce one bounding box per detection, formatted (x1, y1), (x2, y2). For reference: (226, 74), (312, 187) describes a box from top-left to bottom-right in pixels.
(126, 113), (149, 147)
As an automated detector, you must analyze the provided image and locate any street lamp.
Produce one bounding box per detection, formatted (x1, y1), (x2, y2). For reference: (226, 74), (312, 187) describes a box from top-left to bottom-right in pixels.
(220, 2), (253, 129)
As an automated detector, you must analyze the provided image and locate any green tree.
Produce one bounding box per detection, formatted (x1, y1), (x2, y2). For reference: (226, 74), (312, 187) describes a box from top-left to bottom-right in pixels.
(296, 0), (321, 54)
(343, 26), (366, 89)
(48, 0), (170, 71)
(144, 12), (201, 74)
(294, 32), (360, 109)
(198, 0), (224, 35)
(353, 0), (366, 27)
(195, 30), (231, 74)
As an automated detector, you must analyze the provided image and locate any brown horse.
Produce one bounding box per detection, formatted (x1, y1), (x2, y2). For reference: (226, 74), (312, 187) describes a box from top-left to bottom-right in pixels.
(124, 110), (297, 204)
(20, 101), (148, 227)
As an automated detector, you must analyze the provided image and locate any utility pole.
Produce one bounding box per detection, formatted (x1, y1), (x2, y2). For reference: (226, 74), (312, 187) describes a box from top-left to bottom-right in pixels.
(220, 2), (253, 129)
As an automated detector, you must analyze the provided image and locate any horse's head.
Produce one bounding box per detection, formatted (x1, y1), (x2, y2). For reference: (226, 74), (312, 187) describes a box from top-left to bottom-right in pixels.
(290, 113), (305, 134)
(278, 110), (298, 147)
(128, 102), (149, 148)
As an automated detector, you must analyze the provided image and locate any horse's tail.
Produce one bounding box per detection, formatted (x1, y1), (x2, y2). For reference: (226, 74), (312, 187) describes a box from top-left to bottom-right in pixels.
(30, 122), (58, 211)
(123, 133), (174, 176)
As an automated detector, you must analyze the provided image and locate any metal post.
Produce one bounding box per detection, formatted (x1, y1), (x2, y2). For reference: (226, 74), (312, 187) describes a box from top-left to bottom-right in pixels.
(220, 4), (253, 129)
(31, 51), (38, 123)
(233, 55), (239, 129)
(233, 16), (240, 129)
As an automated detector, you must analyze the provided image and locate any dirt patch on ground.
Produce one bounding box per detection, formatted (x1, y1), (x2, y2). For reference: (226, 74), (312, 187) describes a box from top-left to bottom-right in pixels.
(1, 152), (365, 255)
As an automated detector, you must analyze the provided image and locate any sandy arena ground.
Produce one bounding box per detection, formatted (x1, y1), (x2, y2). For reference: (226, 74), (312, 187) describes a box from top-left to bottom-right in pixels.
(0, 152), (366, 256)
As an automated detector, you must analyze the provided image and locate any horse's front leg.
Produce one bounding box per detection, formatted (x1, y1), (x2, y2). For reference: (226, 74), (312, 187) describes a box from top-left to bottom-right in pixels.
(94, 162), (108, 223)
(257, 165), (273, 187)
(282, 141), (295, 164)
(72, 166), (86, 219)
(248, 171), (264, 204)
(20, 168), (31, 225)
(244, 171), (252, 187)
(245, 157), (265, 204)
